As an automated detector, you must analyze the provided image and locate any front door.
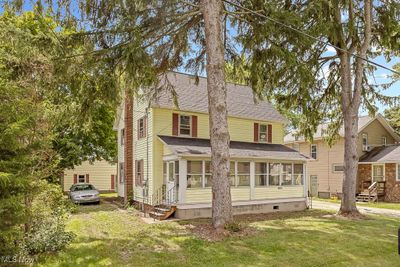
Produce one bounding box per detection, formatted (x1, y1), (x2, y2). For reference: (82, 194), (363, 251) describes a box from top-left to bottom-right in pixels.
(310, 175), (318, 197)
(372, 165), (385, 182)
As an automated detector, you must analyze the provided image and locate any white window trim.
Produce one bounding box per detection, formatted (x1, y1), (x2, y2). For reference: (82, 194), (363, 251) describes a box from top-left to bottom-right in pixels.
(178, 114), (192, 137)
(362, 133), (369, 151)
(78, 174), (85, 183)
(371, 164), (385, 182)
(310, 144), (317, 160)
(332, 164), (344, 173)
(255, 162), (269, 187)
(258, 124), (269, 143)
(382, 136), (387, 146)
(396, 164), (400, 182)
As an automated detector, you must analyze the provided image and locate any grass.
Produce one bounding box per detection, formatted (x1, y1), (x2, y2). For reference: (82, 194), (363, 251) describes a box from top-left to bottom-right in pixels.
(314, 197), (400, 211)
(99, 192), (118, 198)
(37, 203), (400, 267)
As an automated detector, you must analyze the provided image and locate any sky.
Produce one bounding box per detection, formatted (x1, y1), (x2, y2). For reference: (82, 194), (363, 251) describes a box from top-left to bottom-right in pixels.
(2, 2), (399, 114)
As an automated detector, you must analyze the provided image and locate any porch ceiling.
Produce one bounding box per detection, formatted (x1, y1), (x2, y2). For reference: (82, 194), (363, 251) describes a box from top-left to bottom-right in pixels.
(158, 135), (309, 161)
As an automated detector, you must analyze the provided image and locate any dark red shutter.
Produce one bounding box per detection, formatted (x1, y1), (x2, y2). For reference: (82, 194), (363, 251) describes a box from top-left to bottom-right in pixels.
(172, 113), (179, 136)
(86, 174), (90, 183)
(73, 174), (77, 184)
(268, 124), (272, 143)
(254, 123), (259, 142)
(111, 175), (115, 190)
(191, 115), (198, 137)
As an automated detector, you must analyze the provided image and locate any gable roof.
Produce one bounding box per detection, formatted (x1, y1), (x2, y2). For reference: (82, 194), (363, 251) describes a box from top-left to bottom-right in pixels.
(359, 144), (400, 163)
(158, 135), (309, 161)
(151, 72), (287, 123)
(284, 114), (400, 143)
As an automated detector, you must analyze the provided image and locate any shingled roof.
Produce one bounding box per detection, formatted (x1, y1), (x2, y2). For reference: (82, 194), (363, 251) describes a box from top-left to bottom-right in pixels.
(158, 135), (309, 161)
(151, 72), (287, 123)
(284, 114), (400, 143)
(359, 144), (400, 163)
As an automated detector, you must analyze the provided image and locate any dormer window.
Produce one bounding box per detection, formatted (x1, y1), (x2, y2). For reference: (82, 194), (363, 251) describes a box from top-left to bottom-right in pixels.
(179, 115), (191, 136)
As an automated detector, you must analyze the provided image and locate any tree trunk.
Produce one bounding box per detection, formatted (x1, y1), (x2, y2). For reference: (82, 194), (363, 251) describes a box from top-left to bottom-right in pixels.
(338, 0), (372, 216)
(201, 0), (233, 230)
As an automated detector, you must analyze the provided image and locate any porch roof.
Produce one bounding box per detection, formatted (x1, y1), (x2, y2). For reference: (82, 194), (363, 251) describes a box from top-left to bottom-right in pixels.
(158, 135), (309, 161)
(359, 144), (400, 163)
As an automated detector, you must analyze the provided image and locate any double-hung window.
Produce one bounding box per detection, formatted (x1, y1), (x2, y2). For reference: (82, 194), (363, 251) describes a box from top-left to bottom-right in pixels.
(237, 162), (250, 186)
(269, 163), (280, 186)
(78, 175), (85, 183)
(382, 136), (387, 146)
(259, 124), (268, 142)
(120, 128), (125, 145)
(179, 115), (191, 136)
(311, 144), (317, 159)
(255, 163), (268, 186)
(362, 133), (368, 151)
(281, 163), (293, 185)
(187, 161), (202, 188)
(293, 164), (304, 185)
(138, 116), (146, 139)
(119, 162), (124, 183)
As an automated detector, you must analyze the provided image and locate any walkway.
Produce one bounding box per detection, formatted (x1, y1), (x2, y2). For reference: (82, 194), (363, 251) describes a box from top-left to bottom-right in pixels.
(311, 200), (400, 218)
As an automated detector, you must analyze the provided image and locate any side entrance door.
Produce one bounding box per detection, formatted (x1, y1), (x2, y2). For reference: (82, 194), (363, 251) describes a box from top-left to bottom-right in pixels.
(310, 175), (318, 197)
(164, 161), (179, 203)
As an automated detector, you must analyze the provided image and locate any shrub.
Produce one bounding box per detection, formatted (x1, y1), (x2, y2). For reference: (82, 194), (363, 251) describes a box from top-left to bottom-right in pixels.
(22, 181), (75, 254)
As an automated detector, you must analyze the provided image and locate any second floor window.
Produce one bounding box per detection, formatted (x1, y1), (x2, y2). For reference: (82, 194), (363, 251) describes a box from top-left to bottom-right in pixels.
(179, 115), (191, 136)
(311, 144), (317, 159)
(120, 128), (125, 145)
(138, 116), (147, 139)
(382, 136), (387, 146)
(362, 133), (368, 151)
(259, 124), (268, 142)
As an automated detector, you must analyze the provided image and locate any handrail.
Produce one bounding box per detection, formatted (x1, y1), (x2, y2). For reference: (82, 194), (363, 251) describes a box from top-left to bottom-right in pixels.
(368, 181), (377, 191)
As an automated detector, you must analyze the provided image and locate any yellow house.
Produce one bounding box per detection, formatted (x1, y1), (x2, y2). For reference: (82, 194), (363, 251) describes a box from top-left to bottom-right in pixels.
(284, 115), (400, 199)
(63, 160), (117, 193)
(114, 72), (309, 219)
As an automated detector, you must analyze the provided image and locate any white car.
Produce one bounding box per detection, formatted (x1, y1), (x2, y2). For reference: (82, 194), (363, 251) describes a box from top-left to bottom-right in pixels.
(69, 183), (100, 204)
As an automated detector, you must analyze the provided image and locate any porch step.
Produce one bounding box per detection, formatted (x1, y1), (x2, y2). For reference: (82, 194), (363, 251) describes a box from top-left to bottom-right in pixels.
(149, 205), (177, 220)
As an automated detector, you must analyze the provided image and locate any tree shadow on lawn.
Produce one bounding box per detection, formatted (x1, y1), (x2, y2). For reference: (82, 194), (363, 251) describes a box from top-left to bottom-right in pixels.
(72, 202), (120, 214)
(41, 211), (400, 267)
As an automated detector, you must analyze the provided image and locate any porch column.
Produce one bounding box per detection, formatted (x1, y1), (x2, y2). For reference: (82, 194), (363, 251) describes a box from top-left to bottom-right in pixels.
(178, 159), (187, 204)
(303, 163), (308, 204)
(250, 161), (255, 200)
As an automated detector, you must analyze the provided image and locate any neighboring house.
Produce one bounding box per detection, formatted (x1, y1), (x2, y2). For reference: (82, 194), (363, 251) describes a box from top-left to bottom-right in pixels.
(359, 145), (400, 202)
(284, 115), (400, 199)
(113, 71), (309, 219)
(62, 160), (117, 192)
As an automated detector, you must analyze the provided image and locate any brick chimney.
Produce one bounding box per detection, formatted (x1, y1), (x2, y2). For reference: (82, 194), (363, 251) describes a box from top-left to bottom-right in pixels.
(124, 95), (134, 204)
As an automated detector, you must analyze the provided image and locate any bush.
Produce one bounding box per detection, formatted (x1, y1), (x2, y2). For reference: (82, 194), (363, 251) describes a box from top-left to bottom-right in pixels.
(22, 181), (75, 254)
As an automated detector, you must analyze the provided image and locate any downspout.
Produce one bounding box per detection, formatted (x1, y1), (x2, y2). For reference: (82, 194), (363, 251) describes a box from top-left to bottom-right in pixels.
(146, 107), (149, 202)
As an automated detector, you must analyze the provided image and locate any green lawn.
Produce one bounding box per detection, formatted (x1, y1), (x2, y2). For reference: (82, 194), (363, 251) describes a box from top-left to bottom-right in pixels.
(314, 197), (400, 211)
(37, 203), (400, 267)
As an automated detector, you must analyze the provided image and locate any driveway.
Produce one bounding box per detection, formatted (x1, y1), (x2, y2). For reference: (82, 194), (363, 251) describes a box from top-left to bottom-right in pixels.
(310, 200), (400, 218)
